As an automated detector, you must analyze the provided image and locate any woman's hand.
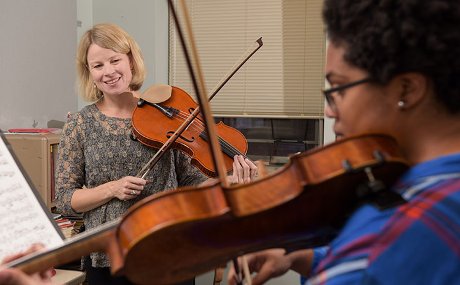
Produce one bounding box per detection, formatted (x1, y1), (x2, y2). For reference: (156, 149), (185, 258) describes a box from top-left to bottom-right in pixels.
(109, 176), (146, 201)
(229, 155), (258, 184)
(0, 244), (55, 285)
(71, 176), (148, 212)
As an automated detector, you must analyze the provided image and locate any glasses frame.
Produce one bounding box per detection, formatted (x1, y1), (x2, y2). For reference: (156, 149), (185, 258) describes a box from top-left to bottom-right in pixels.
(322, 77), (373, 110)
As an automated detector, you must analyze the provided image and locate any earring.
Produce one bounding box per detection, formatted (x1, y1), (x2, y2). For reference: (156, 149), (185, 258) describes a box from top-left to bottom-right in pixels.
(398, 100), (405, 108)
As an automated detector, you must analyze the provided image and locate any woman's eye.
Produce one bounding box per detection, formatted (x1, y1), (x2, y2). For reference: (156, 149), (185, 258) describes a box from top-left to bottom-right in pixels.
(111, 59), (121, 64)
(92, 64), (102, 69)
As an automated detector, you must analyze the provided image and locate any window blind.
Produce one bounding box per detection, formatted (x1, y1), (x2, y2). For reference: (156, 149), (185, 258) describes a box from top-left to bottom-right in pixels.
(169, 0), (326, 118)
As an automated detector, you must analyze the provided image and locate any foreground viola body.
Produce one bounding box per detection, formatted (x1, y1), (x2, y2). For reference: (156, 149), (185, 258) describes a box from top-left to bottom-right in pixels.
(114, 133), (409, 284)
(9, 134), (408, 285)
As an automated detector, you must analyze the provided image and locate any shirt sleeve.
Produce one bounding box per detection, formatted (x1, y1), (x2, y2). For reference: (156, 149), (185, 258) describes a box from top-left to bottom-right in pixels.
(54, 113), (85, 216)
(312, 246), (329, 270)
(173, 149), (208, 186)
(300, 246), (329, 285)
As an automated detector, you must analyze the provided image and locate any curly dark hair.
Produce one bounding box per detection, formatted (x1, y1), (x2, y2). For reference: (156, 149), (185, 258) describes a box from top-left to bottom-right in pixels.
(323, 0), (460, 113)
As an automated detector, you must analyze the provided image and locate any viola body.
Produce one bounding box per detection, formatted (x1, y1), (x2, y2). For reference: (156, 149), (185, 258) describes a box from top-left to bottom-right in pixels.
(13, 134), (409, 285)
(112, 134), (409, 284)
(131, 86), (248, 177)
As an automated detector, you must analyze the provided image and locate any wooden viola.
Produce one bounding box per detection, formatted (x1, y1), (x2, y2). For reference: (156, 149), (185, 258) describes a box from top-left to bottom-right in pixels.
(7, 134), (408, 285)
(131, 86), (248, 177)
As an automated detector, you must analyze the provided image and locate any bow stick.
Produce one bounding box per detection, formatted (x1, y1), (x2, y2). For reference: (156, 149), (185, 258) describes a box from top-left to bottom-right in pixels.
(168, 1), (253, 284)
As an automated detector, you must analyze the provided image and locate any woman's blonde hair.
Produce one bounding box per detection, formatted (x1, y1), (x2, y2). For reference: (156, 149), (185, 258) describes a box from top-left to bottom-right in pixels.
(76, 23), (146, 102)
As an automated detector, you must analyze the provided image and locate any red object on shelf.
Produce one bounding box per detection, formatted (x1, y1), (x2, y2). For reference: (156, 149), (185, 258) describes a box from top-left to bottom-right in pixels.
(7, 128), (60, 133)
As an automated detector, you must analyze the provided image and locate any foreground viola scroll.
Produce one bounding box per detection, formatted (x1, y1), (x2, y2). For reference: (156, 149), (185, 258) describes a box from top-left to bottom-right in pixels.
(112, 133), (409, 284)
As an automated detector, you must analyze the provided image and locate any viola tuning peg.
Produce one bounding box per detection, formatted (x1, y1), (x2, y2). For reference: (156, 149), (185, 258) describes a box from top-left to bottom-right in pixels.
(141, 84), (172, 104)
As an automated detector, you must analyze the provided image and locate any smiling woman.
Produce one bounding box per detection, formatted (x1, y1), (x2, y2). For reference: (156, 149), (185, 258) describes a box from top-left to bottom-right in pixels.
(56, 23), (209, 285)
(87, 45), (133, 111)
(54, 23), (257, 285)
(75, 23), (145, 103)
(86, 45), (133, 98)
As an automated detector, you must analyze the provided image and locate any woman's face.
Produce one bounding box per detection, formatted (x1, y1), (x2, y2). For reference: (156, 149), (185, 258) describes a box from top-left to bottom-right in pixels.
(324, 42), (400, 138)
(86, 43), (133, 97)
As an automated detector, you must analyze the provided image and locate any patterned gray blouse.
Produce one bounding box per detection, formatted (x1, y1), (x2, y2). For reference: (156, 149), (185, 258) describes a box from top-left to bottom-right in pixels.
(55, 104), (207, 267)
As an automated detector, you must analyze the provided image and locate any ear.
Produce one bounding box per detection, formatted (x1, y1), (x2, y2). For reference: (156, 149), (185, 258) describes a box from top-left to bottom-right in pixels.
(393, 73), (429, 109)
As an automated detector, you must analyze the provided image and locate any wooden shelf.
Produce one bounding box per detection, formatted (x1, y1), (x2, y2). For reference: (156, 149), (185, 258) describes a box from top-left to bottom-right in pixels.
(52, 269), (85, 285)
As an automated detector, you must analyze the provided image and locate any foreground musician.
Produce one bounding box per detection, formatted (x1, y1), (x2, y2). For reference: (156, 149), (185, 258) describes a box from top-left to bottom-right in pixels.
(55, 23), (256, 285)
(0, 245), (54, 285)
(228, 0), (460, 284)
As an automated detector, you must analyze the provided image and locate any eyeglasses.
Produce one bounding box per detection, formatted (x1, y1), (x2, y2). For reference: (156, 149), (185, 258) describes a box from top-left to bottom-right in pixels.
(322, 77), (372, 111)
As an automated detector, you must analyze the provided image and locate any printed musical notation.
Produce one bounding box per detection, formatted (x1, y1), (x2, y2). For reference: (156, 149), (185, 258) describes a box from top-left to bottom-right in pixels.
(0, 138), (64, 261)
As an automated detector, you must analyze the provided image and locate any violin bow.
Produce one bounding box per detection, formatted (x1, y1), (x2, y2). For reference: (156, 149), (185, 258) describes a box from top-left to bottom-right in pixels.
(168, 0), (251, 284)
(136, 35), (263, 179)
(207, 37), (263, 102)
(168, 0), (226, 181)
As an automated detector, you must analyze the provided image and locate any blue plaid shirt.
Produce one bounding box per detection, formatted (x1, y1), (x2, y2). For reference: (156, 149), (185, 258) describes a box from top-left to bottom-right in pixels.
(301, 152), (460, 284)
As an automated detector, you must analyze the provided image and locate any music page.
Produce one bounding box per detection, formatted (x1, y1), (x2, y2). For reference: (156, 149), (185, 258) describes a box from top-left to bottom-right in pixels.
(0, 137), (64, 262)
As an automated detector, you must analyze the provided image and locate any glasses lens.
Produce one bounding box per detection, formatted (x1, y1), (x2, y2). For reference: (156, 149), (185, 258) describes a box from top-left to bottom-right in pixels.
(323, 91), (335, 110)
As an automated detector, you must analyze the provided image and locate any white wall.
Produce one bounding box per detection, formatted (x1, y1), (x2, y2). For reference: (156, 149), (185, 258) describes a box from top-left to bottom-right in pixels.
(0, 0), (77, 131)
(76, 0), (93, 111)
(323, 111), (335, 144)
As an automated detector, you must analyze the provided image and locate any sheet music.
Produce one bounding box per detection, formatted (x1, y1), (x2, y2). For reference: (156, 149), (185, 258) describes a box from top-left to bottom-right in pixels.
(0, 138), (64, 262)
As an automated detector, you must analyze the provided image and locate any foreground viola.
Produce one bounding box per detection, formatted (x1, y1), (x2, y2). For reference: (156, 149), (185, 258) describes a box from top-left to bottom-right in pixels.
(6, 134), (409, 285)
